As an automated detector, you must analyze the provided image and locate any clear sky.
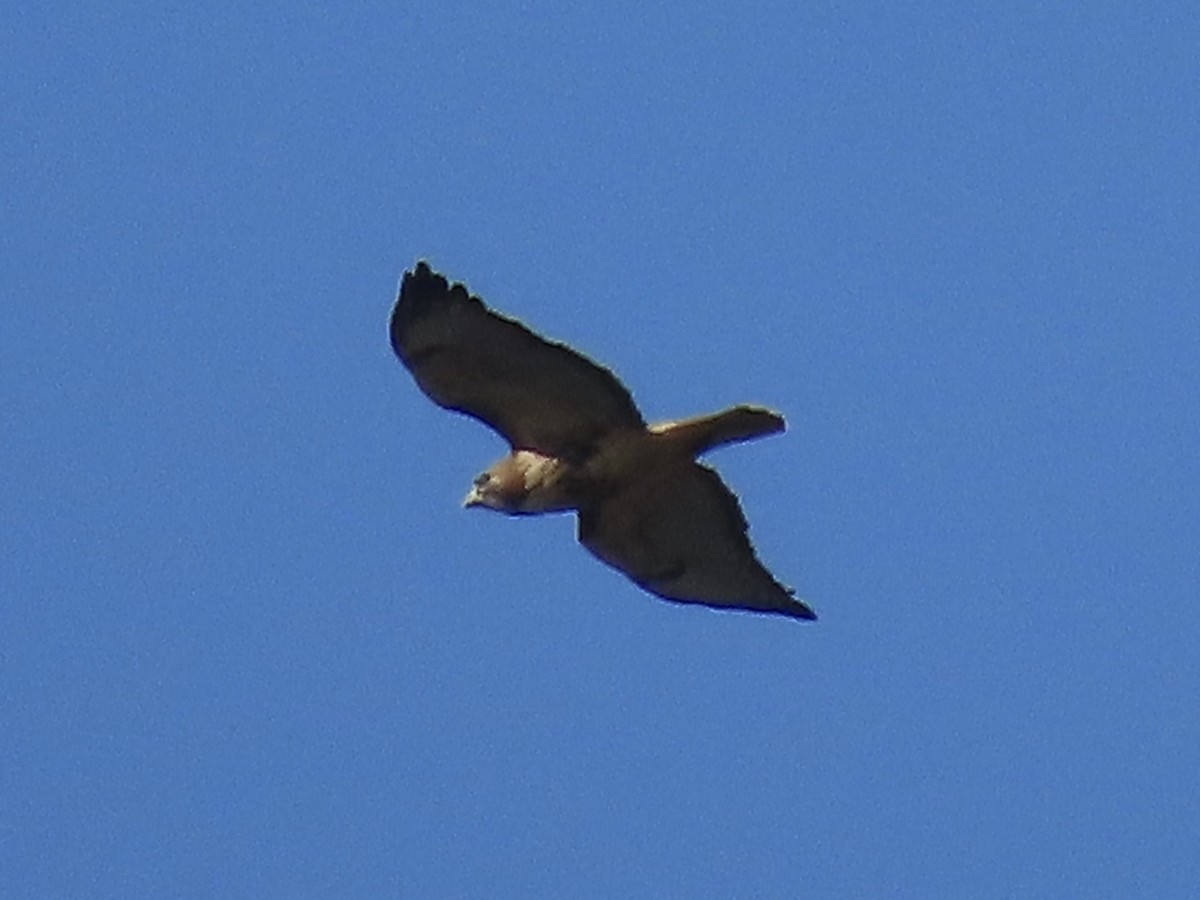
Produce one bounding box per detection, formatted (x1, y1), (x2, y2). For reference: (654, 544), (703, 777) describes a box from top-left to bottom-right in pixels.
(4, 3), (1198, 897)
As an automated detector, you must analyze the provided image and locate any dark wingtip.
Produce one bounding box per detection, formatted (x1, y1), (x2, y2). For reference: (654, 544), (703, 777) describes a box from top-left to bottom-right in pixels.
(781, 584), (817, 621)
(775, 597), (817, 621)
(391, 261), (489, 364)
(399, 261), (479, 308)
(392, 261), (448, 353)
(401, 260), (445, 297)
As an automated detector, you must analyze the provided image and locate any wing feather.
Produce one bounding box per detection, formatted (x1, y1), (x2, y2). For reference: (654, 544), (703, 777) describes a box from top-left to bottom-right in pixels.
(578, 462), (816, 620)
(390, 262), (645, 455)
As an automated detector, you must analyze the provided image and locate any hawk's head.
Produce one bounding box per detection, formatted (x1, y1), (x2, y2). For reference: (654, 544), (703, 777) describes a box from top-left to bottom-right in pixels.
(463, 450), (575, 515)
(462, 466), (521, 512)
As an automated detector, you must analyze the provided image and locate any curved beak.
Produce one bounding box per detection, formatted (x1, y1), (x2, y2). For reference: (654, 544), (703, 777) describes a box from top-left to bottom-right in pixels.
(462, 486), (483, 508)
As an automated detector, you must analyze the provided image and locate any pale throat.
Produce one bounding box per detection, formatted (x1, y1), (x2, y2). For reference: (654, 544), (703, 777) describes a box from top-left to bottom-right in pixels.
(509, 449), (574, 512)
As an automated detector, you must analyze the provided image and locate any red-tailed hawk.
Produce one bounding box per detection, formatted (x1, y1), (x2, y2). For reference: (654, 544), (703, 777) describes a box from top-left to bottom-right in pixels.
(389, 262), (816, 621)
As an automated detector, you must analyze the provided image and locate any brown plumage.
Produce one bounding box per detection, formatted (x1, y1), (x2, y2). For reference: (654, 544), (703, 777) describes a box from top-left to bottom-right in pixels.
(389, 261), (816, 621)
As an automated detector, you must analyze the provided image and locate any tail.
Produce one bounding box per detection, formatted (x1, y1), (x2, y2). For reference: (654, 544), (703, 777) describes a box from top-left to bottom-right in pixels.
(649, 405), (785, 456)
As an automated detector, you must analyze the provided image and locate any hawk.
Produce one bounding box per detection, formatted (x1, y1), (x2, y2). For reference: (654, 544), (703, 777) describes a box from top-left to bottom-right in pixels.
(389, 262), (816, 621)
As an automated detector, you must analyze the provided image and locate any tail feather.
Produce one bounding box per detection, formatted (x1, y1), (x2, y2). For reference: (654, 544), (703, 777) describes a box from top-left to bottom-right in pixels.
(650, 405), (785, 456)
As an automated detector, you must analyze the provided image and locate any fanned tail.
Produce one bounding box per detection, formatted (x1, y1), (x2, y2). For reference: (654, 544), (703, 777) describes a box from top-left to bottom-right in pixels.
(649, 405), (785, 457)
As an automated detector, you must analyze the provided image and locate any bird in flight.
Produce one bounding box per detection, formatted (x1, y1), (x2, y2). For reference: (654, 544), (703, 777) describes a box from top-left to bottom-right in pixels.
(389, 262), (816, 621)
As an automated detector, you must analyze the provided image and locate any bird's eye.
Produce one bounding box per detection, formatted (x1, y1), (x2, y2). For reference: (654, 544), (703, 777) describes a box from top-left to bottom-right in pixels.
(473, 473), (490, 487)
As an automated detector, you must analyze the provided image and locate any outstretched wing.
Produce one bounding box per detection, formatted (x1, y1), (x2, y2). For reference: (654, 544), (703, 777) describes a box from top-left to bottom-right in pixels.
(390, 262), (645, 456)
(578, 462), (816, 621)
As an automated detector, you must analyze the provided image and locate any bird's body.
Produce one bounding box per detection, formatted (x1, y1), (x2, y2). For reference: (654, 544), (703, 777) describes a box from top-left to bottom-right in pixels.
(390, 261), (816, 621)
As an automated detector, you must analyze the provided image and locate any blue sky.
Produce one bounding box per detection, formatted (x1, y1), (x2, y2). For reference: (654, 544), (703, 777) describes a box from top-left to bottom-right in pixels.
(4, 3), (1198, 897)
